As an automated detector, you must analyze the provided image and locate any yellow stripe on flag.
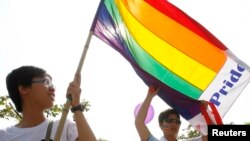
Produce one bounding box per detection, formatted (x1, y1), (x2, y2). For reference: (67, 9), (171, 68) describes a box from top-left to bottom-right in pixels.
(116, 0), (218, 90)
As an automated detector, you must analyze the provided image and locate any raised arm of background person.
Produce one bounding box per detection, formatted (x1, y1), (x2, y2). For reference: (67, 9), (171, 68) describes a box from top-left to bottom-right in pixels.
(135, 86), (159, 141)
(67, 74), (96, 141)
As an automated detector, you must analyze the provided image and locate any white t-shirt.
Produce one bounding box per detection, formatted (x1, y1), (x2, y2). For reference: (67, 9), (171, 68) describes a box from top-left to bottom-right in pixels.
(0, 119), (78, 141)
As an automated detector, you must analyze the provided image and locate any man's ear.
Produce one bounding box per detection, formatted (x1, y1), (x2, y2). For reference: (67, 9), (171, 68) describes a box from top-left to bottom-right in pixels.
(18, 85), (30, 96)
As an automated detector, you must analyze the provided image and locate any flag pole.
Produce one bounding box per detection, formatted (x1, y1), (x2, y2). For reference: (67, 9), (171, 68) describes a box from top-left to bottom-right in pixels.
(54, 31), (93, 141)
(54, 0), (103, 140)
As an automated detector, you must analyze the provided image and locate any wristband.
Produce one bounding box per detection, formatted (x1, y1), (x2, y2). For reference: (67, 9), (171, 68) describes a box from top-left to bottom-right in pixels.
(71, 104), (84, 113)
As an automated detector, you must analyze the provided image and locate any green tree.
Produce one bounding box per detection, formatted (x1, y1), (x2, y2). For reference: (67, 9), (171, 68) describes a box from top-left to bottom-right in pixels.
(0, 95), (22, 121)
(178, 124), (202, 139)
(244, 122), (250, 125)
(0, 95), (90, 120)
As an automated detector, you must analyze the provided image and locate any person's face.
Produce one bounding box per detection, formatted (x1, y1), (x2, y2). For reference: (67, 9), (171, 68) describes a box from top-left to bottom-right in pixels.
(161, 114), (181, 137)
(25, 75), (55, 111)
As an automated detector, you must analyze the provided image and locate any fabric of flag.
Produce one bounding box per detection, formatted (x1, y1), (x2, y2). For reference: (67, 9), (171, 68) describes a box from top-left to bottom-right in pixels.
(90, 0), (250, 133)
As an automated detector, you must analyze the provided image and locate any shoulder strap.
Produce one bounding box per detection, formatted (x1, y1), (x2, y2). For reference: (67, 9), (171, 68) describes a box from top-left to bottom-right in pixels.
(45, 120), (53, 141)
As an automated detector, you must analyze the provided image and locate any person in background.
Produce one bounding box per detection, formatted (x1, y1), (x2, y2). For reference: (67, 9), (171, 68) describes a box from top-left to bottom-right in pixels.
(135, 86), (208, 141)
(0, 66), (96, 141)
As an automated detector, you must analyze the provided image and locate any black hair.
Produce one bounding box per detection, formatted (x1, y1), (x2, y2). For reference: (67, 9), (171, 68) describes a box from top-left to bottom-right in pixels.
(158, 108), (180, 126)
(6, 66), (46, 112)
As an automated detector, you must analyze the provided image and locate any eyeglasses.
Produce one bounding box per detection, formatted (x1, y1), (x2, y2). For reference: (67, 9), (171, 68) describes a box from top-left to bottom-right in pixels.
(32, 78), (54, 88)
(164, 118), (181, 124)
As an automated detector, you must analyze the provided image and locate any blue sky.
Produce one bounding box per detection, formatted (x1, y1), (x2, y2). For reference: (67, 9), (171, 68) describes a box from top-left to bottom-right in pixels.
(1, 0), (250, 140)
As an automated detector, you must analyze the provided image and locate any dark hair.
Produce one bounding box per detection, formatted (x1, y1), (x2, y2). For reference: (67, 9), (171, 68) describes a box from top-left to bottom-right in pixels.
(158, 108), (180, 126)
(6, 66), (47, 112)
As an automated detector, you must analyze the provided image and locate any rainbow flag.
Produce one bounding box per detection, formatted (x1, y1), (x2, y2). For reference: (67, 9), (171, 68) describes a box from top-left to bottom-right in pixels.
(90, 0), (250, 133)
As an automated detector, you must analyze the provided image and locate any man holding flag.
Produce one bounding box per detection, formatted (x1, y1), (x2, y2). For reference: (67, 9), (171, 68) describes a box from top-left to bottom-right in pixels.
(0, 66), (96, 141)
(135, 86), (208, 141)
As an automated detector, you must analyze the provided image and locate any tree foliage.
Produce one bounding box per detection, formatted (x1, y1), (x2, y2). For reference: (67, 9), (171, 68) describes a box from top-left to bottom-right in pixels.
(0, 95), (90, 121)
(0, 95), (21, 121)
(178, 124), (202, 139)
